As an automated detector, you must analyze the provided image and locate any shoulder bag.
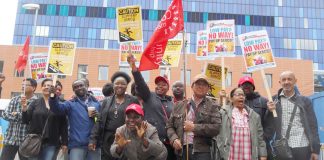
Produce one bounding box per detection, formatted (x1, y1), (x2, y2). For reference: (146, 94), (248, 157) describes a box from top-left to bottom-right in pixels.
(271, 104), (297, 159)
(19, 113), (50, 158)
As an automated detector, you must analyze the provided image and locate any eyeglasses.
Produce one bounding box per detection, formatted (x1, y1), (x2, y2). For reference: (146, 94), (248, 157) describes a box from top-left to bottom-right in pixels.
(233, 93), (245, 97)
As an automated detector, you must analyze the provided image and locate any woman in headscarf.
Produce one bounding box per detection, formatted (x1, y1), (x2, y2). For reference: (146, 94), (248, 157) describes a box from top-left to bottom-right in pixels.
(89, 71), (139, 160)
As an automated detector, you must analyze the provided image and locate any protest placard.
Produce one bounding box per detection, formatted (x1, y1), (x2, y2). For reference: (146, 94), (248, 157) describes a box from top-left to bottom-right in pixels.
(29, 52), (52, 81)
(116, 5), (143, 43)
(160, 39), (183, 68)
(46, 41), (76, 75)
(119, 41), (143, 67)
(207, 20), (235, 57)
(238, 30), (276, 72)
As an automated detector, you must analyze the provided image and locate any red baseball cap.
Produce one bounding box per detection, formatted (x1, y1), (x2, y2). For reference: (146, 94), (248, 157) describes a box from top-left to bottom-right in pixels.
(238, 76), (255, 90)
(125, 103), (144, 117)
(155, 76), (169, 86)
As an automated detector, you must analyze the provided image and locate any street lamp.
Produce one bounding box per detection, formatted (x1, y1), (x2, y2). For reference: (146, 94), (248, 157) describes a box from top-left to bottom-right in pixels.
(22, 3), (40, 54)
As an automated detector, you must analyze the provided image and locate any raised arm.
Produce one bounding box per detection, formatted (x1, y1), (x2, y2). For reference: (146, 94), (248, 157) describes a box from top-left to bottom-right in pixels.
(127, 53), (151, 101)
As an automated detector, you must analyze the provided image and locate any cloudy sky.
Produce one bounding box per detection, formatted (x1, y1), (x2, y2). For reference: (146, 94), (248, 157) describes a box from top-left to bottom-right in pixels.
(0, 0), (18, 45)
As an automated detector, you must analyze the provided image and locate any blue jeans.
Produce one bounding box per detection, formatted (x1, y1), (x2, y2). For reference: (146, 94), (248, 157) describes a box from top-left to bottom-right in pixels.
(69, 147), (101, 160)
(28, 145), (57, 160)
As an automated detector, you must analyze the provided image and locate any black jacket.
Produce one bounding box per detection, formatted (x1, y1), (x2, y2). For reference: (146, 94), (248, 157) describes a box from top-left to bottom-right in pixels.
(245, 92), (268, 127)
(264, 88), (321, 154)
(22, 97), (68, 146)
(132, 70), (173, 142)
(89, 94), (139, 146)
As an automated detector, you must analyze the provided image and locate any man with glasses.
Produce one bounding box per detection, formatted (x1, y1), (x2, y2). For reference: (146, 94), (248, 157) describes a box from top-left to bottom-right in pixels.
(167, 74), (221, 160)
(49, 80), (101, 160)
(0, 78), (38, 160)
(110, 103), (167, 159)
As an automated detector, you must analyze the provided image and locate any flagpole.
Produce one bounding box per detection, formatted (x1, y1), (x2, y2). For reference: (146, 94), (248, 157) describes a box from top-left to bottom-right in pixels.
(182, 30), (187, 98)
(221, 57), (226, 108)
(181, 30), (189, 160)
(22, 4), (40, 95)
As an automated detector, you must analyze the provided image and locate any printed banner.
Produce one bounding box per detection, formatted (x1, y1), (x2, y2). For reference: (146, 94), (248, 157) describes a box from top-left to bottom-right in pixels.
(160, 39), (183, 68)
(196, 30), (210, 60)
(207, 20), (235, 57)
(116, 5), (143, 43)
(89, 88), (105, 101)
(119, 41), (143, 67)
(204, 63), (227, 98)
(238, 30), (276, 72)
(29, 52), (52, 82)
(46, 41), (76, 75)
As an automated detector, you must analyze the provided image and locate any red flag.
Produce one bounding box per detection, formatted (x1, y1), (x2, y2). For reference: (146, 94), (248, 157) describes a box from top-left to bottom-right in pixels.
(138, 0), (184, 71)
(15, 36), (30, 73)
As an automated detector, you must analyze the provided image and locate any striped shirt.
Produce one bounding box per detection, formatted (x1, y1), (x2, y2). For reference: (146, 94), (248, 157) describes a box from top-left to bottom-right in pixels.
(2, 95), (37, 146)
(229, 107), (251, 160)
(280, 92), (309, 148)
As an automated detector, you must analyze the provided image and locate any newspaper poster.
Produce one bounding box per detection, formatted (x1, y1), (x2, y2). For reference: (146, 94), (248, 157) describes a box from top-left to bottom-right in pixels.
(196, 30), (211, 60)
(204, 63), (227, 98)
(119, 41), (143, 67)
(46, 41), (76, 75)
(160, 39), (183, 68)
(238, 30), (276, 72)
(207, 20), (235, 57)
(89, 88), (105, 101)
(29, 52), (52, 82)
(116, 5), (143, 43)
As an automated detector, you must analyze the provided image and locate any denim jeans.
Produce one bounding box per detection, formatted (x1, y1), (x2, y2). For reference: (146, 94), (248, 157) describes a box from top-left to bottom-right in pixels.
(0, 144), (28, 160)
(28, 145), (57, 160)
(69, 147), (101, 160)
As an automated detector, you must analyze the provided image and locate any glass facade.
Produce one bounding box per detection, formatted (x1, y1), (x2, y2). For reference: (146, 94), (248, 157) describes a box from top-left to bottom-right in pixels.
(14, 0), (324, 69)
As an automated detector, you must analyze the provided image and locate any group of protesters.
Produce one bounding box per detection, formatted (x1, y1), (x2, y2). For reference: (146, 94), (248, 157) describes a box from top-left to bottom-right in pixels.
(0, 53), (320, 160)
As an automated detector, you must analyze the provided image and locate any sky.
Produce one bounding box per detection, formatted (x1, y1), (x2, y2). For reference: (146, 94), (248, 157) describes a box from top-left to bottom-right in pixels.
(0, 0), (18, 45)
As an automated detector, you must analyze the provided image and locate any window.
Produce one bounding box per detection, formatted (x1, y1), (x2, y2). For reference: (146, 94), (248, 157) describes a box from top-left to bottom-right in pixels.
(119, 66), (131, 74)
(77, 64), (88, 79)
(180, 69), (191, 85)
(98, 65), (109, 80)
(11, 92), (22, 98)
(265, 74), (272, 88)
(76, 6), (86, 17)
(14, 69), (24, 77)
(46, 4), (56, 16)
(59, 5), (69, 16)
(226, 72), (232, 87)
(0, 61), (3, 73)
(159, 68), (171, 80)
(58, 75), (66, 79)
(242, 72), (252, 77)
(142, 71), (150, 82)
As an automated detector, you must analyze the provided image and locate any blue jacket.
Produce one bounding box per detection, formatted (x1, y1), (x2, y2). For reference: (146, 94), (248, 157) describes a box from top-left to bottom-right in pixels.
(49, 95), (100, 148)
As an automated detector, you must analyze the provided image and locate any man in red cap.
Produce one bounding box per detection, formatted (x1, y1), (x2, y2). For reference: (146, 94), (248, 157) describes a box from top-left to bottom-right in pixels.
(110, 103), (167, 160)
(127, 54), (175, 159)
(238, 76), (268, 126)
